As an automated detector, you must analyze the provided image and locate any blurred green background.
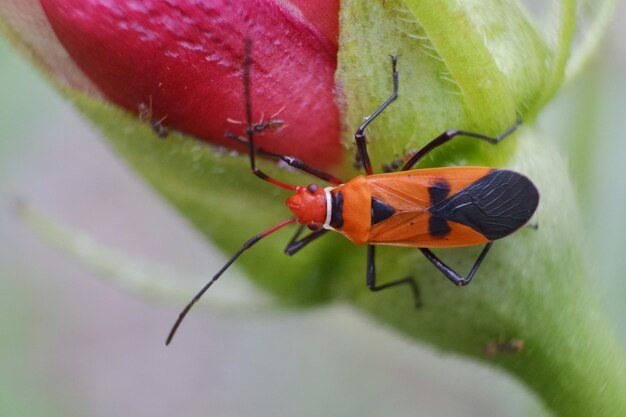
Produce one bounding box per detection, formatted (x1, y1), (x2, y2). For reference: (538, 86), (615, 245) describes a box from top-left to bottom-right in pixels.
(1, 4), (624, 417)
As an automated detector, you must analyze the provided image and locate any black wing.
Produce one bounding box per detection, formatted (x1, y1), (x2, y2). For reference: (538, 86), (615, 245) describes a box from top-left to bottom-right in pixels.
(429, 169), (539, 241)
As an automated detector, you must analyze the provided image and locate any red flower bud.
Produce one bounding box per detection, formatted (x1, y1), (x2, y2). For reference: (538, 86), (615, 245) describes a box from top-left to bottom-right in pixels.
(40, 0), (342, 167)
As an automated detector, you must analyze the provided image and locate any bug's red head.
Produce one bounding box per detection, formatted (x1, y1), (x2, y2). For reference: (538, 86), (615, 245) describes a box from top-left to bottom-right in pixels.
(286, 184), (326, 228)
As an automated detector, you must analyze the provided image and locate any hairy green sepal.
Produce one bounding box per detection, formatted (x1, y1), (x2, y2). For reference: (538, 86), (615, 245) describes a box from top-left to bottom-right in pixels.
(337, 1), (625, 416)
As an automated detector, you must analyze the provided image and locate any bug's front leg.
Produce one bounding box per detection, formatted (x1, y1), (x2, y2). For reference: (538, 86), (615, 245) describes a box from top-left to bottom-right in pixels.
(366, 245), (421, 307)
(419, 243), (493, 286)
(284, 225), (329, 256)
(354, 55), (399, 176)
(225, 132), (343, 185)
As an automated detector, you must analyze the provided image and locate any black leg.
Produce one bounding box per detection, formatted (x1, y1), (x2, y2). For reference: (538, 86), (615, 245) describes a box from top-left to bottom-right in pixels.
(354, 55), (399, 176)
(366, 245), (421, 307)
(419, 242), (493, 286)
(225, 132), (343, 185)
(286, 224), (307, 246)
(240, 38), (300, 191)
(284, 225), (329, 256)
(230, 41), (343, 186)
(402, 120), (521, 171)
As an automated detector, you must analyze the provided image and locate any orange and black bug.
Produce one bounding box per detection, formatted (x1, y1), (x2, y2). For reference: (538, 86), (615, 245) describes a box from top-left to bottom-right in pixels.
(165, 40), (539, 345)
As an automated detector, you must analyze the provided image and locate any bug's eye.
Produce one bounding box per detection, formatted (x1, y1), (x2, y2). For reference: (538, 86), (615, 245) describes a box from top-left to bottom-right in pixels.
(306, 184), (319, 193)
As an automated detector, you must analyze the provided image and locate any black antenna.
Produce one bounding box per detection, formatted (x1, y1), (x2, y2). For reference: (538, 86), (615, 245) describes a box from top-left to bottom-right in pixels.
(165, 38), (298, 345)
(165, 218), (295, 345)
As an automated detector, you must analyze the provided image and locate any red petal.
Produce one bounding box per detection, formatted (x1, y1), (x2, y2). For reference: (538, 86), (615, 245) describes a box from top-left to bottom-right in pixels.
(40, 0), (341, 167)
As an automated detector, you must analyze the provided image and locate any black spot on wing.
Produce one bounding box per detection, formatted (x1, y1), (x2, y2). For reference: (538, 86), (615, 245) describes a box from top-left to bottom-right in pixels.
(428, 180), (451, 205)
(429, 217), (451, 237)
(371, 197), (396, 225)
(429, 170), (539, 240)
(428, 179), (452, 237)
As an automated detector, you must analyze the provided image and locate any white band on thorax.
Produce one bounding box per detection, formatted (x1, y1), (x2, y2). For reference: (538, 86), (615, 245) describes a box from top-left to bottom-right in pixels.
(322, 186), (335, 230)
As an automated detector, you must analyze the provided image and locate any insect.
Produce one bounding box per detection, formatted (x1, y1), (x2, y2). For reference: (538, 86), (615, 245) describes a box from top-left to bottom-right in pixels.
(165, 40), (540, 345)
(138, 96), (169, 138)
(483, 339), (525, 357)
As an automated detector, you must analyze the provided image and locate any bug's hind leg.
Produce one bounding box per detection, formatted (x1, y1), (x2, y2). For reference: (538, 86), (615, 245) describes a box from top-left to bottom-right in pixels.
(354, 56), (399, 176)
(381, 119), (521, 173)
(367, 245), (421, 307)
(419, 242), (493, 286)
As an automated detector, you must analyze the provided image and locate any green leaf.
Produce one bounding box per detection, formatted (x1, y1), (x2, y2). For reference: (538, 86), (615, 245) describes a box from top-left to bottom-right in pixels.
(565, 0), (619, 83)
(338, 0), (552, 169)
